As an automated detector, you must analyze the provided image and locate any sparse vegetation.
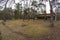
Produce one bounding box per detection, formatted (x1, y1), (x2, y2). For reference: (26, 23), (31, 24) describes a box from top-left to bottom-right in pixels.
(0, 20), (51, 40)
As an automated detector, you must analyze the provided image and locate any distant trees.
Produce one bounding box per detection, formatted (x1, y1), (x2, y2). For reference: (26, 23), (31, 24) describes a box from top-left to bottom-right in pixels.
(38, 3), (46, 14)
(14, 2), (37, 20)
(0, 0), (15, 22)
(0, 0), (47, 20)
(23, 8), (37, 19)
(32, 1), (46, 14)
(0, 8), (13, 20)
(0, 10), (3, 20)
(0, 2), (37, 20)
(32, 1), (47, 20)
(32, 1), (38, 7)
(14, 3), (22, 19)
(0, 0), (58, 23)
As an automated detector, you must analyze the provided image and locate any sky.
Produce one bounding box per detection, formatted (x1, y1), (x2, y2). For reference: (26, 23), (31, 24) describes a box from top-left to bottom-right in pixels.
(12, 0), (50, 13)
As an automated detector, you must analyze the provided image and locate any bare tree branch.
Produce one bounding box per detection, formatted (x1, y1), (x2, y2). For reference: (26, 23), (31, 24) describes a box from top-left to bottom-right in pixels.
(0, 0), (16, 9)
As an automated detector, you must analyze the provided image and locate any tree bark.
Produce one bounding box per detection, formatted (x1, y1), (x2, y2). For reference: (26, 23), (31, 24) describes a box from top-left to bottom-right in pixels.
(49, 0), (54, 27)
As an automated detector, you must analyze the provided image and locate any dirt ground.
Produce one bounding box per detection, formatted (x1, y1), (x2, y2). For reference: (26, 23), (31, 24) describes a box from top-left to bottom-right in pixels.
(49, 21), (60, 40)
(0, 20), (60, 40)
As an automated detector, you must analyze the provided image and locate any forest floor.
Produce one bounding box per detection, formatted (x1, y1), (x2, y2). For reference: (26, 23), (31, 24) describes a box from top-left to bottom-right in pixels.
(0, 20), (60, 40)
(49, 21), (60, 40)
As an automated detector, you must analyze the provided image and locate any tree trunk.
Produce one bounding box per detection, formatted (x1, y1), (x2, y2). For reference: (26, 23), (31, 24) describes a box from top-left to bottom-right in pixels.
(49, 0), (54, 27)
(2, 0), (9, 25)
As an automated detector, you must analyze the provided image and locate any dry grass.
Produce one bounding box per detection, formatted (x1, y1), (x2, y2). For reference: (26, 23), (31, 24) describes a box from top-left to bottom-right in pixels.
(0, 20), (51, 40)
